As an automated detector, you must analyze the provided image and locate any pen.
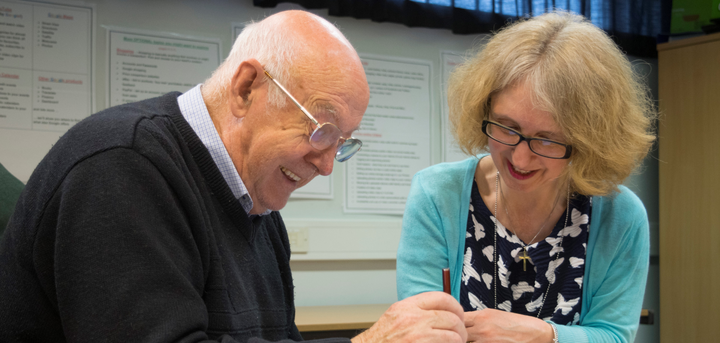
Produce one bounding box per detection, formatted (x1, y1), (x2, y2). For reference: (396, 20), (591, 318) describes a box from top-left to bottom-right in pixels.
(442, 268), (451, 294)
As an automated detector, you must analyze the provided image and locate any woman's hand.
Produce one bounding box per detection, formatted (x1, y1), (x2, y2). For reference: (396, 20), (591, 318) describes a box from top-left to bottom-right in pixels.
(353, 292), (467, 343)
(465, 309), (555, 343)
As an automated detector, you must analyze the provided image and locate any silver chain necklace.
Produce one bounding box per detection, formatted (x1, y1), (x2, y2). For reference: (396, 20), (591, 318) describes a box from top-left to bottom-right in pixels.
(493, 171), (570, 318)
(499, 176), (562, 271)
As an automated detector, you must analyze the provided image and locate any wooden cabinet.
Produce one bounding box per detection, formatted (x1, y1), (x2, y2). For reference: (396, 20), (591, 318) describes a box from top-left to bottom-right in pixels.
(658, 33), (720, 343)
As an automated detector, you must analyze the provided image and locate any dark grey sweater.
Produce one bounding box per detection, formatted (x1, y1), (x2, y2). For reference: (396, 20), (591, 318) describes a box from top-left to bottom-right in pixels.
(0, 162), (24, 236)
(0, 93), (349, 343)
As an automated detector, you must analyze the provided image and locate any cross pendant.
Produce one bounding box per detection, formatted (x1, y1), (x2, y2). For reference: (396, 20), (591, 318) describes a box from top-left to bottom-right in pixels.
(519, 248), (531, 271)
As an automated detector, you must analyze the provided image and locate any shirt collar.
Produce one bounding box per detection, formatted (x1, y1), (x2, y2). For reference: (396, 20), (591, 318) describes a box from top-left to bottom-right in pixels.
(177, 84), (271, 216)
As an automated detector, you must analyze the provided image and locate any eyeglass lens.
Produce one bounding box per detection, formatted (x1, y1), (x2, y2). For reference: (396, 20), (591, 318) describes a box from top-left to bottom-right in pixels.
(263, 70), (363, 162)
(309, 123), (362, 162)
(336, 138), (363, 162)
(309, 124), (342, 150)
(486, 122), (567, 158)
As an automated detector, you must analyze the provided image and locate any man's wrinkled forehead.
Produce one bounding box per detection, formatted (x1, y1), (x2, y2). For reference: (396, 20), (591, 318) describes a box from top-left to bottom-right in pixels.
(295, 65), (367, 122)
(309, 99), (362, 136)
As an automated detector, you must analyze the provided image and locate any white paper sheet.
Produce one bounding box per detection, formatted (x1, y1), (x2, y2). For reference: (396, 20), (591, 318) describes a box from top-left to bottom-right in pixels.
(441, 50), (470, 163)
(291, 175), (333, 200)
(344, 54), (433, 215)
(0, 0), (95, 181)
(106, 27), (220, 107)
(0, 0), (94, 132)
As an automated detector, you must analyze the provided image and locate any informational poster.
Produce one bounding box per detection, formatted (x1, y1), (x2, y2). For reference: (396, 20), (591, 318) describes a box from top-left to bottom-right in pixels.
(0, 0), (94, 181)
(106, 27), (221, 107)
(441, 51), (469, 163)
(344, 54), (432, 215)
(232, 22), (335, 200)
(292, 175), (333, 199)
(0, 0), (94, 132)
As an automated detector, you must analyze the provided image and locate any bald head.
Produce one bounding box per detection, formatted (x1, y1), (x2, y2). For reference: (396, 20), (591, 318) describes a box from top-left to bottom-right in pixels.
(203, 10), (367, 111)
(199, 11), (369, 214)
(263, 10), (356, 52)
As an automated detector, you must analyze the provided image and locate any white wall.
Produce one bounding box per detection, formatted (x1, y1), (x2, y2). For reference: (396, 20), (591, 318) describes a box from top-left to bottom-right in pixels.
(4, 0), (659, 341)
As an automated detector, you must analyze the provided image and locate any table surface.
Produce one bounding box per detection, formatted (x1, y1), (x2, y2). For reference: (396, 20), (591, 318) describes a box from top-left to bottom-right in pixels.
(295, 304), (391, 332)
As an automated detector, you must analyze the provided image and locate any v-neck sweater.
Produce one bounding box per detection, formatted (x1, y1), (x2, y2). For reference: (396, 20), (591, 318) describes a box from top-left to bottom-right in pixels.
(0, 93), (349, 343)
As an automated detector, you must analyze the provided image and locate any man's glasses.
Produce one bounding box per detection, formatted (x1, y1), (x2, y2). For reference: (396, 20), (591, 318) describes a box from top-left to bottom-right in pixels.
(482, 120), (572, 159)
(264, 70), (363, 162)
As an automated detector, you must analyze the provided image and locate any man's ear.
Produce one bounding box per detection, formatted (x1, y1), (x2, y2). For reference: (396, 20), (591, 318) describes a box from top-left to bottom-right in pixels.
(228, 59), (265, 119)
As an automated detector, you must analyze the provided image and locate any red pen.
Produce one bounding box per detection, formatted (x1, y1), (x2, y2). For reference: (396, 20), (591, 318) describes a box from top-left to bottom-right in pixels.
(442, 268), (451, 294)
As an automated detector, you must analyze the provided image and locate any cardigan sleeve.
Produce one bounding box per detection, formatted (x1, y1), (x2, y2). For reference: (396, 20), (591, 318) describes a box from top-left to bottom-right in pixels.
(554, 191), (650, 343)
(397, 172), (451, 300)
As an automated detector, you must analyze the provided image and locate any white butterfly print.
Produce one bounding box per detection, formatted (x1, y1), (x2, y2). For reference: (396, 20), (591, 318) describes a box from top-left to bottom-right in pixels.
(511, 281), (534, 300)
(462, 247), (482, 285)
(497, 255), (510, 288)
(546, 236), (564, 257)
(558, 208), (588, 237)
(482, 273), (493, 289)
(574, 277), (583, 288)
(569, 257), (584, 268)
(468, 292), (487, 310)
(482, 245), (494, 262)
(556, 294), (580, 315)
(472, 214), (485, 241)
(491, 216), (523, 245)
(526, 295), (544, 313)
(572, 312), (581, 324)
(498, 300), (512, 312)
(469, 203), (474, 212)
(511, 247), (523, 263)
(546, 257), (565, 284)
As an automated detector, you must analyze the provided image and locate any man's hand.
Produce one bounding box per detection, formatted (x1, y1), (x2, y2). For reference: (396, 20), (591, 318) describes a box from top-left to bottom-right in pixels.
(464, 309), (555, 343)
(351, 292), (467, 343)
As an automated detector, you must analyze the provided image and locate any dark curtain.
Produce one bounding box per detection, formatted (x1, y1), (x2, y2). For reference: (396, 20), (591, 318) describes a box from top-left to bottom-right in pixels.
(253, 0), (672, 58)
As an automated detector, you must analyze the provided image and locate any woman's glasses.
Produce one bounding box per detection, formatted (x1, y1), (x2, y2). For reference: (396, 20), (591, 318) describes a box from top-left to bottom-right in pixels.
(264, 70), (362, 162)
(482, 120), (572, 159)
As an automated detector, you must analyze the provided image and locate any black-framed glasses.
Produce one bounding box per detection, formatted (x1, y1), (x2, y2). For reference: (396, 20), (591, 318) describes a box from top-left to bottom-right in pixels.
(482, 120), (572, 159)
(264, 70), (362, 162)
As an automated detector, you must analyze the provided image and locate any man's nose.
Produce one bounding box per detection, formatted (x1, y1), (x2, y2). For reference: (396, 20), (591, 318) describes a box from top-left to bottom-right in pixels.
(306, 146), (335, 176)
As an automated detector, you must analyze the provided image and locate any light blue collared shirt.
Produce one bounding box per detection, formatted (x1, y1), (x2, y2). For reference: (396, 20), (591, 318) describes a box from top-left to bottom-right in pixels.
(177, 85), (270, 216)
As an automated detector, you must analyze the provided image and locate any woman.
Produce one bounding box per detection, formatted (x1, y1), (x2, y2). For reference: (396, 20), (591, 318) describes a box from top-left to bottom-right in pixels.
(397, 12), (655, 343)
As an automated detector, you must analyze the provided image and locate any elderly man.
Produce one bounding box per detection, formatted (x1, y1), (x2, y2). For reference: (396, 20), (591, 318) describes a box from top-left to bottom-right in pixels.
(0, 10), (466, 343)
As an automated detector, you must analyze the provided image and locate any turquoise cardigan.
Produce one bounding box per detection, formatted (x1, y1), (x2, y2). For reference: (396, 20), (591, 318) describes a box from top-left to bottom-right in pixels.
(397, 156), (649, 343)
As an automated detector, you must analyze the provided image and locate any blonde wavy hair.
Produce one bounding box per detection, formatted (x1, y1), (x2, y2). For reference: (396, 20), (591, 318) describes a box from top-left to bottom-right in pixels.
(449, 11), (656, 196)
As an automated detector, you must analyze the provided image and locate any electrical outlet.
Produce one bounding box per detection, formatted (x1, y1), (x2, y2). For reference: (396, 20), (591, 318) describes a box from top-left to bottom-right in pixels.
(287, 227), (309, 253)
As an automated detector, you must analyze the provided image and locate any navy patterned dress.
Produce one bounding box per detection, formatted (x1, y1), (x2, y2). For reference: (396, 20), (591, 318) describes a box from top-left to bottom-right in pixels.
(459, 181), (591, 324)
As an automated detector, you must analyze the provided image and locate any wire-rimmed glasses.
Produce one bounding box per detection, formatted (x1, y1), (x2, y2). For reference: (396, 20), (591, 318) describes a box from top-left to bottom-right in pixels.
(264, 70), (362, 162)
(482, 120), (572, 159)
